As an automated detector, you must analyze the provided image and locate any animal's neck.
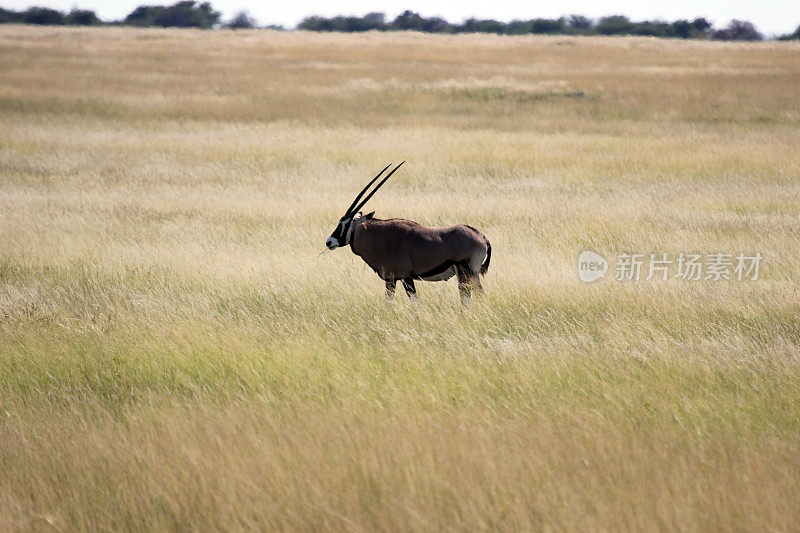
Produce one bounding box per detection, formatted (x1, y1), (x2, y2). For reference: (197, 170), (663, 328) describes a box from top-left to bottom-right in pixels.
(349, 219), (374, 257)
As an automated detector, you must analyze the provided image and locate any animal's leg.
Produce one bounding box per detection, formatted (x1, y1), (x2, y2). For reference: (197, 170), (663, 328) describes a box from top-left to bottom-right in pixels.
(401, 278), (418, 302)
(456, 263), (472, 306)
(472, 274), (484, 295)
(468, 250), (485, 295)
(385, 279), (396, 303)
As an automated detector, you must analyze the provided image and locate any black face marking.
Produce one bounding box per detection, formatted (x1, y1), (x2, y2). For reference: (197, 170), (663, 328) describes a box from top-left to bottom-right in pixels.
(328, 216), (353, 247)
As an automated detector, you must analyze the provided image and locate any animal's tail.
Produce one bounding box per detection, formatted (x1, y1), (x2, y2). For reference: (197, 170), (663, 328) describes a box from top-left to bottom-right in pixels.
(480, 241), (491, 276)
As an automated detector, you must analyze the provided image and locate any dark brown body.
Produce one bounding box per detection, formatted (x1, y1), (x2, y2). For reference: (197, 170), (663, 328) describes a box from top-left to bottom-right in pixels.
(350, 217), (491, 302)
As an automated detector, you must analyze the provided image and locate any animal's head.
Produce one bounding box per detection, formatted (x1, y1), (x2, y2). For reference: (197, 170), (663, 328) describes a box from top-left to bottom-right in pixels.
(326, 162), (404, 250)
(325, 212), (374, 249)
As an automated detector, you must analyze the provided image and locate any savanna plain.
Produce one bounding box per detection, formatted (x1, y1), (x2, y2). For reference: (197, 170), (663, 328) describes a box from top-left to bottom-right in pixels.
(1, 25), (799, 531)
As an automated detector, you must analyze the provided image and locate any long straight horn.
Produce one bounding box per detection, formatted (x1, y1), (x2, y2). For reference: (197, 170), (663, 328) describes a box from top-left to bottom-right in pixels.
(351, 161), (405, 214)
(345, 163), (392, 216)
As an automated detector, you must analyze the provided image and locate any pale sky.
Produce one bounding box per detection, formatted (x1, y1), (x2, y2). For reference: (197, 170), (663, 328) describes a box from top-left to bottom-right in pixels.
(4, 0), (799, 36)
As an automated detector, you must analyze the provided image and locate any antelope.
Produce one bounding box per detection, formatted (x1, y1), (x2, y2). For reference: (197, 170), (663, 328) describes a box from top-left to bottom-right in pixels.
(325, 162), (491, 304)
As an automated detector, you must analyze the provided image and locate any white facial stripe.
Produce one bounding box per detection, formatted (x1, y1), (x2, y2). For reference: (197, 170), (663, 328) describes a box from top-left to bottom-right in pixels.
(345, 218), (357, 244)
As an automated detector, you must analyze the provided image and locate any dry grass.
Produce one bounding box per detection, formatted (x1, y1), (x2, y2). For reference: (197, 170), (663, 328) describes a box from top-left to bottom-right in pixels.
(1, 25), (800, 531)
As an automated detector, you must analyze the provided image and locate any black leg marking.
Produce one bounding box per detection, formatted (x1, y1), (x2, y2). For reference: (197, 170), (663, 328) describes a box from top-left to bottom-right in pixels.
(401, 278), (417, 300)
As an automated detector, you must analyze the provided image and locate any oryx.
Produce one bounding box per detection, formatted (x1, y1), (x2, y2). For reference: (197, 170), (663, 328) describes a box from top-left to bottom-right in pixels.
(325, 162), (491, 304)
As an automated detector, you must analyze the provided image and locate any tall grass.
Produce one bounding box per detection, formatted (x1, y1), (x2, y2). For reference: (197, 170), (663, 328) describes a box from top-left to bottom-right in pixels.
(1, 25), (799, 531)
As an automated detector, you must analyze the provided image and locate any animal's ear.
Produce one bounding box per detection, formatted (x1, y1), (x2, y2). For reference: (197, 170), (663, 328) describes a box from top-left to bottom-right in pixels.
(363, 211), (375, 220)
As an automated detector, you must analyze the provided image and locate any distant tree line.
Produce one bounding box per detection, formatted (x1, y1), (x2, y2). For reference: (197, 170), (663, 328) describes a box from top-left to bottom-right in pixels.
(777, 24), (800, 40)
(0, 1), (227, 28)
(0, 6), (101, 25)
(123, 1), (220, 28)
(1, 2), (798, 40)
(298, 12), (781, 41)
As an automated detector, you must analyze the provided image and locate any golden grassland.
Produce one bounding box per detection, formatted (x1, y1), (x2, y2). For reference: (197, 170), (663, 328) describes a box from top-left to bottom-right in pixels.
(1, 25), (800, 530)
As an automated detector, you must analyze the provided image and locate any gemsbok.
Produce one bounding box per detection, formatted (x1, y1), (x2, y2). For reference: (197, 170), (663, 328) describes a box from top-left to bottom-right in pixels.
(325, 162), (491, 304)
